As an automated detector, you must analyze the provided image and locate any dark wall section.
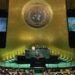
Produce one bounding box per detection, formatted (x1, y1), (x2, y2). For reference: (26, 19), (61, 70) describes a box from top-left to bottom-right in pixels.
(0, 0), (9, 10)
(0, 0), (9, 48)
(66, 0), (75, 9)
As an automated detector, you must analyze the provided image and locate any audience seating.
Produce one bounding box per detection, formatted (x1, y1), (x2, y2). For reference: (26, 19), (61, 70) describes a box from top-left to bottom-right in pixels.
(0, 67), (75, 75)
(43, 68), (75, 75)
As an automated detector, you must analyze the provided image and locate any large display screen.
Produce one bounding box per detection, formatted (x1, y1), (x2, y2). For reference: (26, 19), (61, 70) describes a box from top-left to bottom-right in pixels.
(68, 17), (75, 31)
(0, 18), (7, 32)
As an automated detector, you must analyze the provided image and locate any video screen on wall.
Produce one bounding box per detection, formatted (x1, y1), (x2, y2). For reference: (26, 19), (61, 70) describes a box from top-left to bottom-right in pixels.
(68, 17), (75, 31)
(0, 18), (7, 32)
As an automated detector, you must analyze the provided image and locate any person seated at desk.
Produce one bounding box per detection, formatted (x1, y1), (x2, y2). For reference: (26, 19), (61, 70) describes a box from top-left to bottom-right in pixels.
(42, 45), (48, 50)
(35, 45), (40, 49)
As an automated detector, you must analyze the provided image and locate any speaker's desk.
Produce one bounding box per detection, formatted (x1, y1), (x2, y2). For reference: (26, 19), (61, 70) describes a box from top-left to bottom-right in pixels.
(25, 48), (50, 59)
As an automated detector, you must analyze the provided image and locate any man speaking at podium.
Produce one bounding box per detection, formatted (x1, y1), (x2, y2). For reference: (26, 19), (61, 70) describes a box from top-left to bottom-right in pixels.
(35, 52), (41, 60)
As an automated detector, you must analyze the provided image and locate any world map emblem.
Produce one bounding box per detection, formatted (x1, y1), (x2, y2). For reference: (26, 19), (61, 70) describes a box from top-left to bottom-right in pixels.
(22, 2), (52, 28)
